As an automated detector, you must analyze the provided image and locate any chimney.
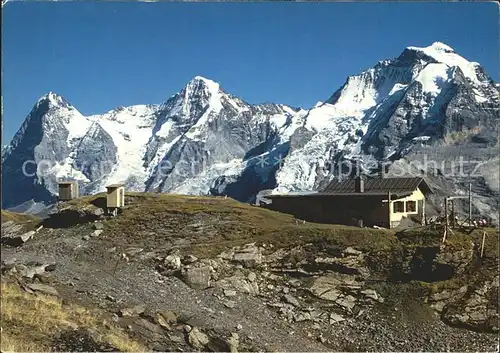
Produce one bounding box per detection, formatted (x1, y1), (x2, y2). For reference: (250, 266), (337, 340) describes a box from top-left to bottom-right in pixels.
(355, 175), (364, 193)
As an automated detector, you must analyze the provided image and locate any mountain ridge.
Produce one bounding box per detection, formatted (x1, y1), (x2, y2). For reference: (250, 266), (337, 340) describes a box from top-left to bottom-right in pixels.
(2, 42), (499, 221)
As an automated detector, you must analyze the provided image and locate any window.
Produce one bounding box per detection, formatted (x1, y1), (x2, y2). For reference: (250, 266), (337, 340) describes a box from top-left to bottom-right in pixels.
(393, 201), (405, 213)
(406, 200), (417, 213)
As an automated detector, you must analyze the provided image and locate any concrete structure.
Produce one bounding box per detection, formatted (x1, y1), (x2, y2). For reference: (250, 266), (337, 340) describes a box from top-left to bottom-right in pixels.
(106, 184), (125, 213)
(262, 176), (432, 229)
(58, 181), (79, 201)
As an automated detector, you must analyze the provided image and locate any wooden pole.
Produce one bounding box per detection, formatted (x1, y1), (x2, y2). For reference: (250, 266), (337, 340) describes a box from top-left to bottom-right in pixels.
(468, 182), (472, 227)
(451, 199), (455, 228)
(442, 197), (448, 243)
(480, 231), (487, 258)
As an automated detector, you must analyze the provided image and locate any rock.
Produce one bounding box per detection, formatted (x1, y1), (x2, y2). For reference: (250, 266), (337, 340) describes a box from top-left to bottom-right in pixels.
(1, 257), (17, 266)
(187, 327), (210, 350)
(207, 337), (232, 352)
(184, 325), (192, 333)
(182, 317), (205, 328)
(282, 294), (300, 307)
(2, 220), (14, 227)
(26, 260), (44, 267)
(247, 272), (257, 282)
(182, 254), (198, 264)
(157, 310), (177, 325)
(164, 253), (182, 270)
(93, 222), (104, 230)
(344, 247), (362, 256)
(227, 333), (239, 353)
(120, 305), (146, 317)
(224, 244), (263, 268)
(215, 275), (259, 295)
(236, 324), (243, 330)
(309, 274), (363, 301)
(136, 318), (165, 334)
(23, 265), (49, 279)
(168, 332), (185, 344)
(147, 310), (177, 330)
(91, 230), (103, 237)
(3, 230), (35, 246)
(26, 283), (59, 296)
(441, 277), (499, 331)
(181, 266), (212, 289)
(93, 208), (105, 217)
(224, 301), (237, 308)
(360, 289), (384, 303)
(34, 272), (56, 284)
(294, 312), (312, 322)
(106, 294), (117, 302)
(224, 289), (237, 297)
(45, 263), (57, 272)
(82, 235), (90, 241)
(335, 295), (357, 311)
(329, 313), (346, 324)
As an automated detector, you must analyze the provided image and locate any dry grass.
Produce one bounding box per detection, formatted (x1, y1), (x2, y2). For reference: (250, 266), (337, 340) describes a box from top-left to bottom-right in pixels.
(0, 282), (147, 352)
(1, 210), (40, 224)
(1, 210), (41, 233)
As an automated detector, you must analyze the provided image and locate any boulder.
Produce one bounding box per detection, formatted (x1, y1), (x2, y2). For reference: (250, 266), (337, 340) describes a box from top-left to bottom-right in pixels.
(220, 243), (263, 268)
(181, 266), (212, 289)
(329, 313), (346, 324)
(187, 327), (210, 350)
(282, 294), (300, 307)
(247, 272), (257, 282)
(93, 222), (104, 230)
(215, 275), (259, 295)
(93, 208), (105, 217)
(27, 283), (59, 297)
(91, 230), (103, 237)
(360, 289), (385, 303)
(120, 305), (146, 317)
(182, 254), (198, 265)
(23, 264), (49, 279)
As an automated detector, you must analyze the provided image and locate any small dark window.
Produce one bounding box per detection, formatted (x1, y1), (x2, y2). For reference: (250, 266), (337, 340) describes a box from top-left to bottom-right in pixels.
(393, 201), (405, 213)
(406, 201), (417, 212)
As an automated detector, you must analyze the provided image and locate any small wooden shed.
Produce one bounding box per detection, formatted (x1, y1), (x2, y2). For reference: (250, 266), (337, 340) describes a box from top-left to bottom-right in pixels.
(106, 183), (125, 209)
(58, 181), (79, 201)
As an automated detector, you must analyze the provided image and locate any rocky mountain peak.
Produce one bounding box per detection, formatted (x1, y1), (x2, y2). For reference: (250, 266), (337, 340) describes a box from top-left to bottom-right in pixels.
(36, 92), (73, 111)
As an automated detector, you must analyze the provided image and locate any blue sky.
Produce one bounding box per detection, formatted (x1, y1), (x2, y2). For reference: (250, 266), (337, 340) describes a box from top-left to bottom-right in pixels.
(3, 1), (499, 143)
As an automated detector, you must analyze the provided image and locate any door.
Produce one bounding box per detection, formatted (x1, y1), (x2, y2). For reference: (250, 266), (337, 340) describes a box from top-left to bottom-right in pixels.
(120, 188), (125, 207)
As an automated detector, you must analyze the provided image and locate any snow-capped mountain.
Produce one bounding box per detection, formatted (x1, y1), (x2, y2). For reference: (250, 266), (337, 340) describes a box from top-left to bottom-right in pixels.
(271, 42), (499, 194)
(2, 76), (306, 208)
(2, 42), (499, 220)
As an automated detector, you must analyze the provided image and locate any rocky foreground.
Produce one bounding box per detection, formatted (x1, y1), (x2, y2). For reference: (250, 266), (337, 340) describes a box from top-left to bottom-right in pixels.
(1, 194), (499, 352)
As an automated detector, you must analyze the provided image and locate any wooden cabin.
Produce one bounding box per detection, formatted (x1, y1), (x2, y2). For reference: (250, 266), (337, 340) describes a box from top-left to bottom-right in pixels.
(58, 181), (79, 201)
(262, 176), (433, 229)
(106, 184), (125, 211)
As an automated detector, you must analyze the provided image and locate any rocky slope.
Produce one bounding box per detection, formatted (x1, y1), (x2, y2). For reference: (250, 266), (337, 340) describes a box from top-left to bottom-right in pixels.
(2, 42), (499, 221)
(1, 194), (498, 352)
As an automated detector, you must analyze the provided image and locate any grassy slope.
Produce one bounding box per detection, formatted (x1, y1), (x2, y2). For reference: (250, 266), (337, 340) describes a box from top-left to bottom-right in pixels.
(60, 192), (498, 258)
(0, 282), (146, 352)
(104, 193), (398, 257)
(1, 210), (40, 224)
